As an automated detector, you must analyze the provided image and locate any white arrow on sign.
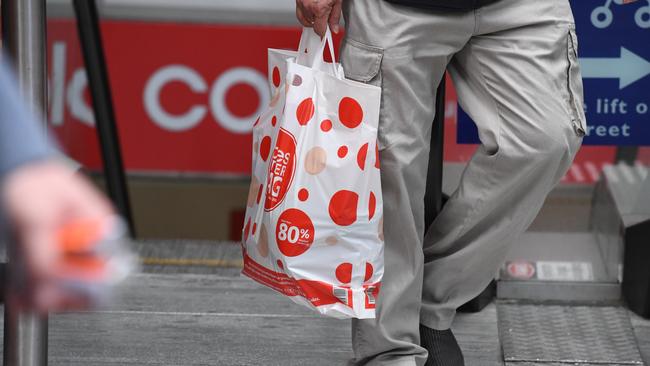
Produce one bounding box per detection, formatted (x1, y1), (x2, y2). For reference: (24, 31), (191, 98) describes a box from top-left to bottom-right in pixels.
(579, 47), (650, 89)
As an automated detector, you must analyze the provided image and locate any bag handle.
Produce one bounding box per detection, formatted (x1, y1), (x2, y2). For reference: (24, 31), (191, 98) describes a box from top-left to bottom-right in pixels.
(296, 27), (322, 66)
(296, 27), (342, 78)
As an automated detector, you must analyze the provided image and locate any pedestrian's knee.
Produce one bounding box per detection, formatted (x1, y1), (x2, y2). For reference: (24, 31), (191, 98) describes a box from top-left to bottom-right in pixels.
(501, 128), (575, 174)
(532, 124), (577, 157)
(530, 130), (581, 180)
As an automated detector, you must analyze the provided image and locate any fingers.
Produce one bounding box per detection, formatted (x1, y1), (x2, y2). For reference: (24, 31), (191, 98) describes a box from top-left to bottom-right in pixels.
(313, 13), (329, 37)
(296, 0), (339, 36)
(328, 0), (342, 34)
(296, 5), (313, 27)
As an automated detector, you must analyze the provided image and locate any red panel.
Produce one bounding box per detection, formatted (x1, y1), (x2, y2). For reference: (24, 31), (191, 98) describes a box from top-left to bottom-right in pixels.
(47, 20), (310, 175)
(229, 208), (246, 242)
(46, 19), (625, 183)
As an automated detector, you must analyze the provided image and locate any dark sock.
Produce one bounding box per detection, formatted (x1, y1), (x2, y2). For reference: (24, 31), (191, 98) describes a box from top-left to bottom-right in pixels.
(419, 324), (465, 366)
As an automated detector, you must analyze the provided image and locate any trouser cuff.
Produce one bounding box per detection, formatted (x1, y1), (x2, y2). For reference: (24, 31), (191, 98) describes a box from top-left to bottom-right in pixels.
(420, 308), (456, 330)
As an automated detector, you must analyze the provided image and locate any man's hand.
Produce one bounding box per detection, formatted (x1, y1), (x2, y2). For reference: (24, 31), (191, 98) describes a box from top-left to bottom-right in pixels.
(2, 160), (115, 312)
(296, 0), (342, 37)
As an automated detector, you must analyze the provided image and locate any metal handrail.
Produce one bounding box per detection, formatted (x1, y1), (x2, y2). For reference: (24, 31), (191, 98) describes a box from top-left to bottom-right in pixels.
(2, 0), (135, 364)
(1, 1), (49, 365)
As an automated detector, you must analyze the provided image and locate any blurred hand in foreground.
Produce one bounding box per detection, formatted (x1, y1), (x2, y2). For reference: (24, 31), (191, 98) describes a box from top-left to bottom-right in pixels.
(2, 159), (115, 313)
(296, 0), (342, 36)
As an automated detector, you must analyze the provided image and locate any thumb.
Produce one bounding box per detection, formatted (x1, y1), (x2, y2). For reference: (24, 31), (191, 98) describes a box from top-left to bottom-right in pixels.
(328, 0), (342, 33)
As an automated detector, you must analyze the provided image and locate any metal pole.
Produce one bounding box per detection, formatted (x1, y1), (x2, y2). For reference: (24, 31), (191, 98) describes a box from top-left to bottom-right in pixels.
(0, 0), (47, 125)
(72, 0), (136, 237)
(3, 253), (49, 366)
(424, 76), (447, 228)
(614, 146), (638, 165)
(1, 1), (49, 365)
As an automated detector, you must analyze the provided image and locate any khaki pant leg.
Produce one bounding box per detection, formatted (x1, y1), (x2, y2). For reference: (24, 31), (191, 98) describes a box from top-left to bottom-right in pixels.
(420, 0), (585, 330)
(341, 0), (473, 364)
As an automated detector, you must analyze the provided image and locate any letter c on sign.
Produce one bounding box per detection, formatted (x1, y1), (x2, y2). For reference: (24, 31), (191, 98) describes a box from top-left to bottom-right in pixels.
(210, 67), (269, 134)
(145, 65), (208, 131)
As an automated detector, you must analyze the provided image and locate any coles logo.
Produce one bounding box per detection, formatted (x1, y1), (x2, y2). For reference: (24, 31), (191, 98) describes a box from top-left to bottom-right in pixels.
(45, 20), (302, 175)
(265, 128), (297, 211)
(49, 41), (267, 134)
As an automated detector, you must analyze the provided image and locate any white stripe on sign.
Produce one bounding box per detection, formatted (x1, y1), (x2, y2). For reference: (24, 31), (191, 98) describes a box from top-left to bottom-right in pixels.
(619, 163), (638, 184)
(570, 165), (586, 182)
(445, 101), (457, 119)
(603, 164), (620, 183)
(634, 161), (650, 180)
(584, 162), (602, 182)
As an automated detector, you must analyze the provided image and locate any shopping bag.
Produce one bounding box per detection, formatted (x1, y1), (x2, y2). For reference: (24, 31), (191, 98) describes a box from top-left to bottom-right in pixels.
(242, 27), (383, 319)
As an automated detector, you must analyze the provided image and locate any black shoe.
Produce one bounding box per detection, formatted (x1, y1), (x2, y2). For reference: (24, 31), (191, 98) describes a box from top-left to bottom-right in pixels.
(419, 324), (465, 366)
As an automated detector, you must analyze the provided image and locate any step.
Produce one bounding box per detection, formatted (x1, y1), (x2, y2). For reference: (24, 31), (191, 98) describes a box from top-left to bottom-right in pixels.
(498, 232), (621, 302)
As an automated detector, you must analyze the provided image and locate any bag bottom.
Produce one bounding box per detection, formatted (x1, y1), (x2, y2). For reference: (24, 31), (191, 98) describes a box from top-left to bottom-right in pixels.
(241, 251), (377, 319)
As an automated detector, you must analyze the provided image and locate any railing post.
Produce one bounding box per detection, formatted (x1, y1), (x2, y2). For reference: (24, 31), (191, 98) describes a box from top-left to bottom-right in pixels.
(1, 1), (49, 365)
(72, 0), (136, 237)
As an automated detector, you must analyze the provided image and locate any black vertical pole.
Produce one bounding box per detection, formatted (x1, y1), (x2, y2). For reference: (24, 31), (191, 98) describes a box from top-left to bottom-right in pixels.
(424, 77), (446, 228)
(72, 0), (135, 237)
(615, 146), (638, 165)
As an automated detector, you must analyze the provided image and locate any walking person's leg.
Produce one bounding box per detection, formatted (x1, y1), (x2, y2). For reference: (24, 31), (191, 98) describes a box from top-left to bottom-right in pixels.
(420, 0), (584, 336)
(340, 1), (473, 364)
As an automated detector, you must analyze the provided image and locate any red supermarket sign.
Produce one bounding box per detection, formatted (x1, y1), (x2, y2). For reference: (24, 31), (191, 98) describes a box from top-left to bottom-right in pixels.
(47, 20), (306, 175)
(46, 18), (645, 182)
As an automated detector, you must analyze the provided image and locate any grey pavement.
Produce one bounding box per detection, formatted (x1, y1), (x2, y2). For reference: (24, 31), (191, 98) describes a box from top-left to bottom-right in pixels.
(0, 273), (504, 366)
(0, 274), (650, 366)
(1, 271), (646, 365)
(0, 239), (647, 365)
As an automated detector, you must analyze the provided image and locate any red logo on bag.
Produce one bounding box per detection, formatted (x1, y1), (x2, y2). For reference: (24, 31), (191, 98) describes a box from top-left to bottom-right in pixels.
(265, 128), (297, 211)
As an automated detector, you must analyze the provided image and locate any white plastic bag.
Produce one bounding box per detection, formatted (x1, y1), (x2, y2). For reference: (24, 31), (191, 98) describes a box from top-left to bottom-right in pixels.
(242, 28), (383, 319)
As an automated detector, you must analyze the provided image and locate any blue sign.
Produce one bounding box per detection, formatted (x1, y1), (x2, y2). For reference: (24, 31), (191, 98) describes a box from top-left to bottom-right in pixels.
(458, 0), (650, 146)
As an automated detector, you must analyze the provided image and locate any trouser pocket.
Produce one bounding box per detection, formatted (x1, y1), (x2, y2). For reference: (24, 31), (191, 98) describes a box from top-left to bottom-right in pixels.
(340, 38), (389, 148)
(565, 27), (587, 137)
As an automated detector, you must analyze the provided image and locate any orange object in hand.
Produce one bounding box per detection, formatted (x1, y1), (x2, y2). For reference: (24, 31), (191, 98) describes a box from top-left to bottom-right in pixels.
(50, 217), (137, 306)
(57, 219), (105, 254)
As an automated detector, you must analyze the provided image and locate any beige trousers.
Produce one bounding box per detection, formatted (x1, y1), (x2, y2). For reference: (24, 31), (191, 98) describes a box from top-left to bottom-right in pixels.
(340, 0), (585, 365)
